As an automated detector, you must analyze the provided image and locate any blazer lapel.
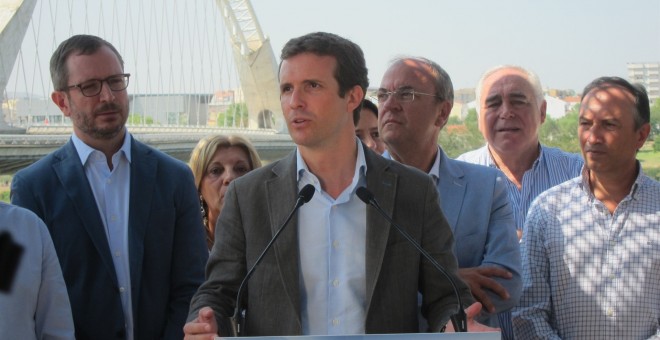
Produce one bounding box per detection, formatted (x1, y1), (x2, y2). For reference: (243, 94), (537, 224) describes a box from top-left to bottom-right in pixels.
(265, 152), (302, 325)
(53, 140), (118, 285)
(363, 148), (397, 312)
(127, 138), (155, 315)
(436, 149), (466, 232)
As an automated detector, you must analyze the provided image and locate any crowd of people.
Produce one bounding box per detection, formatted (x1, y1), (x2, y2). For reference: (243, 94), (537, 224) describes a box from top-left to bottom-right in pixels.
(0, 31), (657, 340)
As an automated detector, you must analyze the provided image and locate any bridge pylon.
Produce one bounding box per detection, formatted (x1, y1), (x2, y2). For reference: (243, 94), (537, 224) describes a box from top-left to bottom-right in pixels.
(0, 0), (37, 132)
(215, 0), (284, 132)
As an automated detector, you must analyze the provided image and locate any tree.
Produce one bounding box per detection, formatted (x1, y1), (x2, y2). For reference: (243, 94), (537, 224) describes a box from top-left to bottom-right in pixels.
(127, 113), (154, 125)
(217, 103), (249, 128)
(438, 109), (485, 157)
(539, 106), (580, 154)
(650, 98), (660, 140)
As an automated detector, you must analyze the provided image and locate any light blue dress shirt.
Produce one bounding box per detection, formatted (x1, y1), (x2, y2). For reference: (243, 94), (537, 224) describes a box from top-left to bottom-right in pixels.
(514, 167), (660, 339)
(72, 132), (133, 340)
(458, 144), (583, 231)
(0, 202), (75, 340)
(297, 139), (367, 335)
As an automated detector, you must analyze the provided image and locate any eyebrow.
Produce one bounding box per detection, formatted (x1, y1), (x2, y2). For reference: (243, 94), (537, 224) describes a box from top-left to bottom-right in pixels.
(508, 92), (529, 101)
(485, 94), (502, 104)
(378, 85), (414, 92)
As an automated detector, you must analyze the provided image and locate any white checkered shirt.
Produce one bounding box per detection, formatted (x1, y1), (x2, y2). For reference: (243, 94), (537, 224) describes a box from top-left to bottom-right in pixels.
(513, 166), (660, 339)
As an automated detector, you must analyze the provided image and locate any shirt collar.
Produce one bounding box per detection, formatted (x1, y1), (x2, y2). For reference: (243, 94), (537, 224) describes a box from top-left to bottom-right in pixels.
(580, 161), (645, 200)
(71, 130), (132, 166)
(486, 143), (543, 170)
(428, 146), (442, 184)
(296, 138), (367, 193)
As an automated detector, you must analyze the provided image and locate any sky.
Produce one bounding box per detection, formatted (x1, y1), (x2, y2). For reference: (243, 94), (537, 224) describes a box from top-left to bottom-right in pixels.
(251, 0), (660, 92)
(3, 0), (660, 98)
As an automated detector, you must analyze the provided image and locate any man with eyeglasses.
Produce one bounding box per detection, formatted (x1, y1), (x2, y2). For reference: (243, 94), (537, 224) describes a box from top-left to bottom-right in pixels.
(11, 34), (208, 340)
(378, 57), (521, 337)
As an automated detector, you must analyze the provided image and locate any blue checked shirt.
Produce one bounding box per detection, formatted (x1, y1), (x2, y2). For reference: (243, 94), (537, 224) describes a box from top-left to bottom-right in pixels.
(458, 144), (583, 232)
(514, 166), (660, 339)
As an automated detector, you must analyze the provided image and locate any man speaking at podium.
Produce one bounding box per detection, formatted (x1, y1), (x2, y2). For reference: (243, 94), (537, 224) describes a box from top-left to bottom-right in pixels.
(184, 32), (487, 338)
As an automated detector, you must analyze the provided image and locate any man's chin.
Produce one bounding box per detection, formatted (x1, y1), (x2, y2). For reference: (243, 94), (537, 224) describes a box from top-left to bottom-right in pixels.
(89, 126), (126, 140)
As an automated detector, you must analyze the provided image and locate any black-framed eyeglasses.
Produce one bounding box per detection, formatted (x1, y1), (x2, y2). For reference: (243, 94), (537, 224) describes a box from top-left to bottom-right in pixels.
(376, 88), (442, 103)
(65, 73), (130, 97)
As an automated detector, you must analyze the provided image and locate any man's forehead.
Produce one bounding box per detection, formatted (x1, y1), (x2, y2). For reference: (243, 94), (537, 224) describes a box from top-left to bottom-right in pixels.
(279, 53), (336, 79)
(581, 85), (635, 112)
(484, 72), (534, 96)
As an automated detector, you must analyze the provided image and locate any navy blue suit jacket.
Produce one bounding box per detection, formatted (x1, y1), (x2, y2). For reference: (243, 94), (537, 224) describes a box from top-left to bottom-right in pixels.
(11, 136), (208, 340)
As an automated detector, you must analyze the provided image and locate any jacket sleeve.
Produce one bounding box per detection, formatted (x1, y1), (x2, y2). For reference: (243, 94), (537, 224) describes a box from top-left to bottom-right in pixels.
(419, 176), (476, 331)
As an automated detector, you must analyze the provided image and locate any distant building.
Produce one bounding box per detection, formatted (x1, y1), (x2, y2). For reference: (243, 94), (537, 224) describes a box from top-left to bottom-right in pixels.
(454, 88), (476, 104)
(544, 95), (570, 119)
(1, 93), (64, 126)
(546, 88), (576, 99)
(627, 62), (660, 101)
(563, 96), (581, 111)
(129, 94), (212, 126)
(449, 102), (468, 120)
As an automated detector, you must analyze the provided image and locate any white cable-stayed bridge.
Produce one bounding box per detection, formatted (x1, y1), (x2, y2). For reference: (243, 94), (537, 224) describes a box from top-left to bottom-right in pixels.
(0, 0), (293, 173)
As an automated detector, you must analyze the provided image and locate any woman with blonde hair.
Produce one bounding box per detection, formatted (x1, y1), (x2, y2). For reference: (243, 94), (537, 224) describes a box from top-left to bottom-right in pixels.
(189, 134), (262, 249)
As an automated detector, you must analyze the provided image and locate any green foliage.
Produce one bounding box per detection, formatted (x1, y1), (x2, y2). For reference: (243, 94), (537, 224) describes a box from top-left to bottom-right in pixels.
(0, 174), (10, 203)
(644, 167), (660, 181)
(539, 109), (581, 154)
(127, 113), (154, 125)
(439, 109), (485, 158)
(446, 116), (462, 126)
(217, 103), (249, 127)
(650, 98), (660, 140)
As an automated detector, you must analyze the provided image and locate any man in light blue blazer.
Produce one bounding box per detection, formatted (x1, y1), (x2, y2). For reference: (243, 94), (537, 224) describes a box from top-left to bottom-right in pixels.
(10, 34), (208, 340)
(377, 57), (521, 335)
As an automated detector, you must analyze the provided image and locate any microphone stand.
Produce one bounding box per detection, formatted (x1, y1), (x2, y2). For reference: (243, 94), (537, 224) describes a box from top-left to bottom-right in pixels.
(229, 184), (315, 336)
(356, 187), (468, 332)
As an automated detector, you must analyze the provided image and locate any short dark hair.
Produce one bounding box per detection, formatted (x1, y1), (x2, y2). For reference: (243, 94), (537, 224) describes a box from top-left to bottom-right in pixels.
(280, 32), (369, 122)
(354, 99), (378, 125)
(50, 34), (124, 91)
(581, 76), (650, 130)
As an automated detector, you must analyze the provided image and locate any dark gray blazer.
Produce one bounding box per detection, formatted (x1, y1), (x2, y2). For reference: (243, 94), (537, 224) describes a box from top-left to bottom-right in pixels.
(11, 136), (208, 340)
(188, 145), (474, 336)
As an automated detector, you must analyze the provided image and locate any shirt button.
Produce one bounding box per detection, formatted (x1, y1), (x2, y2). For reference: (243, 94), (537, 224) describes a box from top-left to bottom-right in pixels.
(115, 251), (121, 257)
(119, 287), (125, 293)
(332, 279), (339, 287)
(332, 319), (340, 326)
(606, 308), (614, 316)
(332, 240), (339, 249)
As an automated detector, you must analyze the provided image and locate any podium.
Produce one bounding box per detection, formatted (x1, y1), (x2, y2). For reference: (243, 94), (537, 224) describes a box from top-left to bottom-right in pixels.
(220, 332), (500, 339)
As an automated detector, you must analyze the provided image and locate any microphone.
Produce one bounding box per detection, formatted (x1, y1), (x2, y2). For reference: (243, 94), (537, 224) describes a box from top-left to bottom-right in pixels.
(355, 187), (468, 333)
(229, 184), (316, 336)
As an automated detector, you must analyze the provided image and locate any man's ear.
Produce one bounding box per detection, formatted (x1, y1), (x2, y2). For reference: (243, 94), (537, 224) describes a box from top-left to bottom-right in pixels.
(435, 100), (452, 129)
(51, 91), (71, 117)
(636, 123), (651, 150)
(346, 85), (365, 112)
(539, 99), (547, 124)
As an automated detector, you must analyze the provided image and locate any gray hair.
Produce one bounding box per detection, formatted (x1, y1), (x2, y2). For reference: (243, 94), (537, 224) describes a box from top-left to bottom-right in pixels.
(475, 65), (543, 115)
